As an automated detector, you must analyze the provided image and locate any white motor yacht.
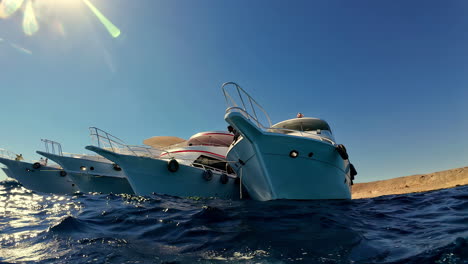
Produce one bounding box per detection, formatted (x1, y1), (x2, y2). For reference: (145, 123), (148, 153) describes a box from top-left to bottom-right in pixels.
(222, 82), (357, 201)
(36, 129), (143, 194)
(0, 148), (79, 194)
(86, 130), (240, 199)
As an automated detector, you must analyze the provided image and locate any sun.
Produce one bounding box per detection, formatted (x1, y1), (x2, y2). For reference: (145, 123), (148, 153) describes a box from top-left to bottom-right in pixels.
(37, 0), (83, 10)
(0, 0), (120, 38)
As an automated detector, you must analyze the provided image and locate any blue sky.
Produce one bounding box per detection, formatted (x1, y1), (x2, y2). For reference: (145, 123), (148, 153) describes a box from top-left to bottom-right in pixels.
(0, 0), (467, 182)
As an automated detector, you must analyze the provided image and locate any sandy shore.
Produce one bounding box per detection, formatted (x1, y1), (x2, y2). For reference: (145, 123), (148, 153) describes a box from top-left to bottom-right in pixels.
(352, 166), (468, 199)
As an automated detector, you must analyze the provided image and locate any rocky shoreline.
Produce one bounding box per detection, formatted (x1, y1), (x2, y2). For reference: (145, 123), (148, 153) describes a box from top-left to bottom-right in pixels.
(352, 166), (468, 199)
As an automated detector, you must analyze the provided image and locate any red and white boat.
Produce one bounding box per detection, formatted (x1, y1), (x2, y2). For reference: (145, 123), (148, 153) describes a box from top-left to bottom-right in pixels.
(86, 130), (240, 199)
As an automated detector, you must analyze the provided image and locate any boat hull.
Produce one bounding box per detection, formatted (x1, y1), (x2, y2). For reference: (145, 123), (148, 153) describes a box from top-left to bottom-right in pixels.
(67, 173), (134, 194)
(36, 151), (134, 194)
(0, 157), (79, 194)
(2, 167), (14, 179)
(226, 112), (352, 201)
(86, 146), (240, 199)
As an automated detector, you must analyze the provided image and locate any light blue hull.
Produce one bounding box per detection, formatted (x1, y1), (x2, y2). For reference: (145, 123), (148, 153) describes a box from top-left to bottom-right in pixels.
(67, 173), (134, 194)
(226, 112), (352, 201)
(0, 157), (79, 194)
(2, 168), (14, 179)
(86, 146), (240, 199)
(37, 151), (134, 194)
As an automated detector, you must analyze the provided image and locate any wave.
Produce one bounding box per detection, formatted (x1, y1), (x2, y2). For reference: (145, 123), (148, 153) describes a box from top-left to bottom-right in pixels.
(0, 182), (466, 263)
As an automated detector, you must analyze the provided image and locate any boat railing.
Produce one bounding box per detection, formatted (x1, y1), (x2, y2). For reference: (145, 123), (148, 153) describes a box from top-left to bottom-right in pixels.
(124, 145), (161, 157)
(89, 127), (128, 152)
(192, 162), (235, 177)
(41, 139), (63, 156)
(222, 82), (273, 129)
(89, 127), (161, 158)
(0, 148), (16, 160)
(64, 152), (110, 162)
(222, 82), (335, 145)
(41, 138), (114, 162)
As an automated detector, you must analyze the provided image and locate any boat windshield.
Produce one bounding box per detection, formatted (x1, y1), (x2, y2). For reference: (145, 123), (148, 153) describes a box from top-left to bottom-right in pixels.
(271, 118), (332, 133)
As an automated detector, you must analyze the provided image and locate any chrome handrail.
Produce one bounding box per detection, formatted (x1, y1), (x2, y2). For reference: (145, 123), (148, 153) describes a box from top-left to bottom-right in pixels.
(89, 127), (127, 153)
(125, 144), (160, 157)
(222, 82), (272, 128)
(222, 86), (335, 145)
(0, 148), (16, 160)
(192, 162), (236, 177)
(63, 152), (110, 162)
(41, 139), (63, 156)
(89, 127), (161, 158)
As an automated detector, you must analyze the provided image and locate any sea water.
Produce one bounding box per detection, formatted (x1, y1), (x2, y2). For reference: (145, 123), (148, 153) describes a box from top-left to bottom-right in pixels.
(0, 180), (466, 264)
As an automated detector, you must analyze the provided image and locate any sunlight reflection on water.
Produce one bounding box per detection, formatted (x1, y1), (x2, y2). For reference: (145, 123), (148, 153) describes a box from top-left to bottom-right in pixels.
(0, 183), (81, 262)
(0, 181), (467, 263)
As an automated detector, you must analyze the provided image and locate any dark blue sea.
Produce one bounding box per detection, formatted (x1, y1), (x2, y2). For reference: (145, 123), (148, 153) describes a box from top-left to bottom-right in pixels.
(0, 180), (467, 264)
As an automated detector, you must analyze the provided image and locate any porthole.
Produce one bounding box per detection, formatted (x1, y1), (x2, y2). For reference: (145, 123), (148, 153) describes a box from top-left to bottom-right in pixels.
(289, 150), (299, 158)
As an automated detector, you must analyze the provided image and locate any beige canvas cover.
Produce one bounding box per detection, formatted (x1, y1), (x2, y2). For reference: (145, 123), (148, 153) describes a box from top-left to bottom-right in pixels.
(143, 136), (186, 148)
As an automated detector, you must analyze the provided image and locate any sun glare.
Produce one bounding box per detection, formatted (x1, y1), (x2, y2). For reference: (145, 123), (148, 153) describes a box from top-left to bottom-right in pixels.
(82, 0), (121, 38)
(22, 0), (39, 36)
(37, 0), (83, 9)
(0, 0), (24, 19)
(0, 0), (120, 38)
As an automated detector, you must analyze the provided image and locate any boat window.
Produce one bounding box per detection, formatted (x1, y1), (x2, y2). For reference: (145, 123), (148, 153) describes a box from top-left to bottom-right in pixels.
(192, 155), (228, 172)
(271, 119), (332, 133)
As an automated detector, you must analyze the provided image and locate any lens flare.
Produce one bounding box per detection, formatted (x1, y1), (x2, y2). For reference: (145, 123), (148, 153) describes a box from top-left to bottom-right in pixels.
(1, 0), (121, 38)
(0, 0), (24, 18)
(52, 21), (66, 37)
(22, 0), (39, 36)
(9, 43), (32, 55)
(82, 0), (120, 38)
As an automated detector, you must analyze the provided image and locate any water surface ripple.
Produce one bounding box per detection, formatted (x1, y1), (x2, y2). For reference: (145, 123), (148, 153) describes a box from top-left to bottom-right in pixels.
(0, 180), (467, 263)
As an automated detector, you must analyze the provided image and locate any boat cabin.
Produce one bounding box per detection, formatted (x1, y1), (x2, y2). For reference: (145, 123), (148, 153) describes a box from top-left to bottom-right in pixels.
(187, 131), (234, 147)
(148, 131), (235, 174)
(143, 131), (234, 149)
(270, 117), (335, 141)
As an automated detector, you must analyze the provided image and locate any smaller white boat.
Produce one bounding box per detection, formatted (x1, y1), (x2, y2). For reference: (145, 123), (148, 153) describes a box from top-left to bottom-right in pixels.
(36, 130), (140, 194)
(0, 148), (79, 194)
(86, 129), (240, 199)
